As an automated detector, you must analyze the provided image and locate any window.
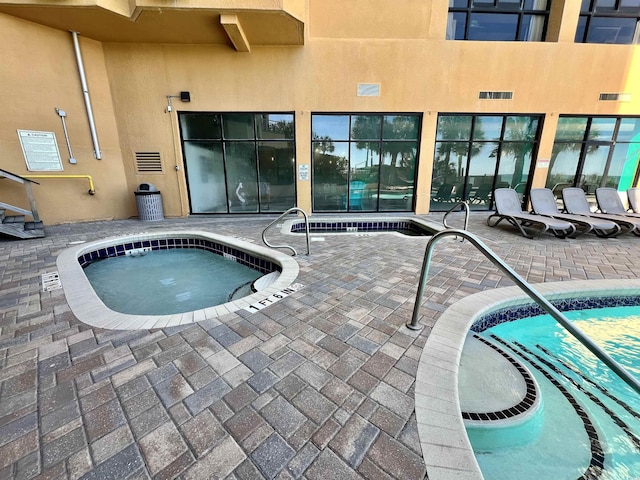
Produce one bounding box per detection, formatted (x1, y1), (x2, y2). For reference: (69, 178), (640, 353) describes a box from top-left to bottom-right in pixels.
(179, 113), (296, 214)
(447, 0), (550, 41)
(546, 116), (640, 207)
(576, 0), (640, 44)
(432, 114), (542, 210)
(311, 114), (421, 212)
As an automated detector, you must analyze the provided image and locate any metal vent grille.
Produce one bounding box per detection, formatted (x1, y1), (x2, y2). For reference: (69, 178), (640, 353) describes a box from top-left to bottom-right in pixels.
(599, 93), (631, 102)
(357, 83), (381, 97)
(479, 91), (513, 100)
(135, 152), (163, 173)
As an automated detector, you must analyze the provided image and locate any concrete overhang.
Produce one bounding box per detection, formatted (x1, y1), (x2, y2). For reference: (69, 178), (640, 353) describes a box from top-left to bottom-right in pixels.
(0, 0), (305, 47)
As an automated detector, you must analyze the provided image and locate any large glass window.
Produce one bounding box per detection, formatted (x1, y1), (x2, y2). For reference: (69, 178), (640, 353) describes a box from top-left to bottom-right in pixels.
(546, 116), (640, 208)
(447, 0), (550, 41)
(179, 113), (295, 214)
(432, 114), (542, 210)
(311, 114), (421, 212)
(576, 0), (640, 43)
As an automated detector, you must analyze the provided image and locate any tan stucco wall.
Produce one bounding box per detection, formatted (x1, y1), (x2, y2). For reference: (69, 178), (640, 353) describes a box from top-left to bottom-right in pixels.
(0, 14), (132, 224)
(1, 1), (639, 225)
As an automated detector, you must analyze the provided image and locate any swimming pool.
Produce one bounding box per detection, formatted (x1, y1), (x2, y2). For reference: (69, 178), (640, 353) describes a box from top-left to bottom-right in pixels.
(57, 231), (299, 330)
(414, 278), (640, 480)
(468, 305), (640, 479)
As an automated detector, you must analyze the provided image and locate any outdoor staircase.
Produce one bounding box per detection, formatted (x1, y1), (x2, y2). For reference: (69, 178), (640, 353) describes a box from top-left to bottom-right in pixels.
(0, 169), (45, 239)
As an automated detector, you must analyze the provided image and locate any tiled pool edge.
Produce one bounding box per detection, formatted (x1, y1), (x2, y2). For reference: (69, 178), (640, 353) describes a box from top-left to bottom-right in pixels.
(57, 230), (299, 331)
(281, 215), (446, 236)
(415, 278), (640, 480)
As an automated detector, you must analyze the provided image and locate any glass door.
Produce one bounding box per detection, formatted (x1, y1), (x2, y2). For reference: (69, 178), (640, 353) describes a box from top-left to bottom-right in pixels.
(180, 113), (296, 214)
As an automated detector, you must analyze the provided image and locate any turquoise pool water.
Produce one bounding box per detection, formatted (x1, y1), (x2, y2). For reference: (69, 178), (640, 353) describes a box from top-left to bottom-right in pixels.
(470, 305), (640, 480)
(84, 248), (262, 315)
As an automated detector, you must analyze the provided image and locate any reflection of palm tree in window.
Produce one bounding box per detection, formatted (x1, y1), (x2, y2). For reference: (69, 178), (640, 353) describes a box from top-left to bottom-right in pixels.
(434, 116), (483, 180)
(547, 122), (600, 192)
(490, 117), (538, 187)
(313, 134), (335, 154)
(381, 117), (419, 185)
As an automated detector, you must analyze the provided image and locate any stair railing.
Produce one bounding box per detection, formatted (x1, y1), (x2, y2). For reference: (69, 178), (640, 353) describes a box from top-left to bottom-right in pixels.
(442, 201), (469, 240)
(262, 207), (310, 256)
(0, 168), (41, 222)
(407, 228), (640, 396)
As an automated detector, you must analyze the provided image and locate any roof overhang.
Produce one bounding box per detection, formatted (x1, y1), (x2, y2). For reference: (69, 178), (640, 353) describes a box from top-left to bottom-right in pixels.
(0, 0), (305, 48)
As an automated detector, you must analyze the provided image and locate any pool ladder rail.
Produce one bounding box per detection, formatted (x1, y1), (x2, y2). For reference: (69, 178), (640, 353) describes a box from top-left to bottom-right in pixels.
(408, 228), (640, 396)
(442, 201), (470, 240)
(262, 207), (310, 257)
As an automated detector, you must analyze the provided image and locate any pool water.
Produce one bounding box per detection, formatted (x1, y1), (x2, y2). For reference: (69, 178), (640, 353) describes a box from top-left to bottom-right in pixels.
(84, 248), (262, 315)
(469, 305), (640, 480)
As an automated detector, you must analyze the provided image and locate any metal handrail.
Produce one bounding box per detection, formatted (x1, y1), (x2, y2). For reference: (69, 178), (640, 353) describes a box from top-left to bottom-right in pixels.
(442, 201), (470, 239)
(262, 207), (310, 256)
(407, 228), (640, 396)
(23, 174), (96, 195)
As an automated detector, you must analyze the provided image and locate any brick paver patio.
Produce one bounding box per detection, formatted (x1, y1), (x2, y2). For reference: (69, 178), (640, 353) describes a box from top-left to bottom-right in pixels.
(1, 213), (639, 479)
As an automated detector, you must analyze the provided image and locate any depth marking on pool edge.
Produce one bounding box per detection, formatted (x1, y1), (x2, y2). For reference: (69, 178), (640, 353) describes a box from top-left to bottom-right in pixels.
(42, 272), (62, 292)
(245, 283), (305, 312)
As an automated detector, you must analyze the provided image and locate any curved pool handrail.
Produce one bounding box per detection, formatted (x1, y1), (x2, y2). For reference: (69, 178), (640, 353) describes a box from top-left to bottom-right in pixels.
(262, 207), (310, 256)
(442, 201), (470, 240)
(407, 228), (640, 396)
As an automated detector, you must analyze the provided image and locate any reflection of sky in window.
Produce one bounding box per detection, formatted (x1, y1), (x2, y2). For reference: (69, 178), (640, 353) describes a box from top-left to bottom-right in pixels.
(475, 116), (503, 140)
(312, 115), (349, 140)
(589, 117), (616, 140)
(581, 145), (610, 176)
(617, 118), (640, 141)
(551, 148), (580, 176)
(469, 142), (498, 175)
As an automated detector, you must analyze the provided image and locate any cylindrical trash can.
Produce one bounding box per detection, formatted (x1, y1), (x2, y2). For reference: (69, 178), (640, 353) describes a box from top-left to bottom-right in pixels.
(135, 183), (164, 221)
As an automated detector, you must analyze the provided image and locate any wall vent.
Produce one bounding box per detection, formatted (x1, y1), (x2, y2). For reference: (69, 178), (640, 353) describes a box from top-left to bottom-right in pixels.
(479, 91), (513, 100)
(357, 83), (381, 97)
(599, 93), (631, 102)
(135, 152), (163, 173)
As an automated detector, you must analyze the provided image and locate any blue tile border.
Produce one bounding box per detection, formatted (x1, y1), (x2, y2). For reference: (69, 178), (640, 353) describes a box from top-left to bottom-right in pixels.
(77, 237), (280, 275)
(471, 295), (640, 332)
(289, 219), (435, 236)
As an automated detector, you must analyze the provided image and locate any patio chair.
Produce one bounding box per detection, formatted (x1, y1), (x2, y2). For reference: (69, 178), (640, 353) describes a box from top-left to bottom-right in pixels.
(595, 187), (640, 219)
(487, 188), (576, 239)
(628, 188), (640, 214)
(562, 187), (639, 236)
(530, 188), (620, 238)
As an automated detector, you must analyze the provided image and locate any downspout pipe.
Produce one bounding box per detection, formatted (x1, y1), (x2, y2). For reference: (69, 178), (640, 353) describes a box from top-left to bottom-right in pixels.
(71, 31), (102, 160)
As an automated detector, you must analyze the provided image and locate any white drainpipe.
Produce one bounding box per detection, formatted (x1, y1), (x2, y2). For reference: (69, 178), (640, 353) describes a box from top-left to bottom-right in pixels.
(71, 31), (102, 160)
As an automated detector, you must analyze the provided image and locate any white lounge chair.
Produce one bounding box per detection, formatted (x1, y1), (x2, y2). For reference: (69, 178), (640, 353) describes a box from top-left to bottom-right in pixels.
(628, 188), (640, 214)
(530, 188), (620, 238)
(487, 188), (575, 239)
(595, 187), (640, 220)
(562, 187), (639, 236)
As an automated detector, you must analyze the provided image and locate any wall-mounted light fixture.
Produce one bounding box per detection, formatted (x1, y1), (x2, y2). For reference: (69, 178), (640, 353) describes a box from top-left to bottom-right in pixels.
(166, 91), (191, 112)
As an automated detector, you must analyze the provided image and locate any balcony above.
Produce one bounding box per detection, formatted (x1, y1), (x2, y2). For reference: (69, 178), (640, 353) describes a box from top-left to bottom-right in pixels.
(0, 0), (305, 49)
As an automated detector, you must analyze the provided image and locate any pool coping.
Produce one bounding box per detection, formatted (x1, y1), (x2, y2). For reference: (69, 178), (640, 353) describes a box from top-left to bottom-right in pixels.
(280, 215), (445, 237)
(416, 278), (640, 480)
(56, 230), (299, 331)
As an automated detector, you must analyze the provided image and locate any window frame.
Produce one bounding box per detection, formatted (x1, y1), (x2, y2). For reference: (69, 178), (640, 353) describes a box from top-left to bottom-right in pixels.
(447, 0), (551, 41)
(576, 0), (640, 44)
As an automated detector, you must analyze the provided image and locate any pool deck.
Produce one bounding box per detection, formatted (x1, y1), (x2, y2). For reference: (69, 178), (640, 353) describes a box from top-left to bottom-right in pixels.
(1, 212), (639, 480)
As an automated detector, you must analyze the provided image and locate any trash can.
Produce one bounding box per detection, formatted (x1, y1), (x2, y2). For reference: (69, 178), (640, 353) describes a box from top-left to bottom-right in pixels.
(135, 183), (164, 221)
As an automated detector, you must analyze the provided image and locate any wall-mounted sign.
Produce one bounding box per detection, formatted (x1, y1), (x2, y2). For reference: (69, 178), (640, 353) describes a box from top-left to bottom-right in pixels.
(537, 158), (550, 169)
(17, 130), (63, 171)
(298, 164), (309, 181)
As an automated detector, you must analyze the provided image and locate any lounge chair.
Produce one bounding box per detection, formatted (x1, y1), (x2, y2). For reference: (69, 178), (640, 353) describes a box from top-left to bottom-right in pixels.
(487, 188), (576, 239)
(628, 188), (640, 214)
(595, 187), (640, 219)
(530, 188), (620, 238)
(562, 187), (639, 236)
